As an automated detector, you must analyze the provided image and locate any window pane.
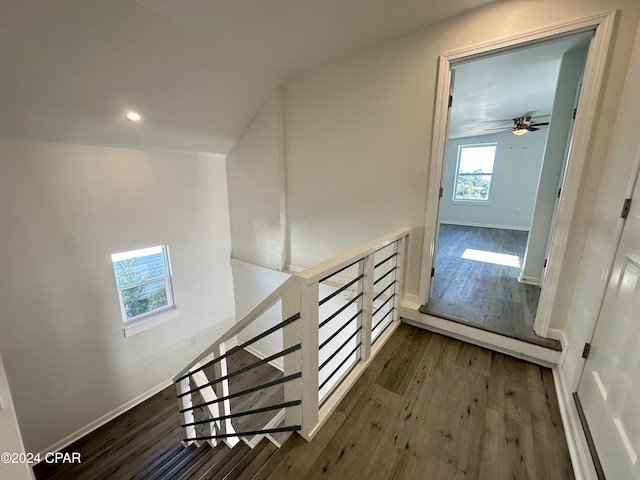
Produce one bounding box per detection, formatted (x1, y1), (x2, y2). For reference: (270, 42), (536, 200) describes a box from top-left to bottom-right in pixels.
(121, 280), (169, 319)
(455, 174), (492, 200)
(112, 247), (167, 288)
(458, 146), (496, 174)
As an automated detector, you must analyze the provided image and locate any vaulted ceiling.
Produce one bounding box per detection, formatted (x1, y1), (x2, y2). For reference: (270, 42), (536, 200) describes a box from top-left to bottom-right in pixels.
(0, 0), (496, 154)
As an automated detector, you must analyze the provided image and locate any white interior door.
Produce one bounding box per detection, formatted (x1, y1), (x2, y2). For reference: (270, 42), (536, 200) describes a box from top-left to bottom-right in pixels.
(577, 172), (640, 479)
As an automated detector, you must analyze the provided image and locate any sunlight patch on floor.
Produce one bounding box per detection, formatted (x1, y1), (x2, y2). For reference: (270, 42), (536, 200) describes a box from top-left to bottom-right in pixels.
(461, 248), (521, 268)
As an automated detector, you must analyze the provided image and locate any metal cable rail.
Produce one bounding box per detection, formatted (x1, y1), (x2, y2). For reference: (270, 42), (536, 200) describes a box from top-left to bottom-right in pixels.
(374, 266), (397, 286)
(374, 251), (398, 269)
(319, 343), (361, 391)
(319, 327), (362, 371)
(319, 274), (363, 306)
(175, 312), (301, 383)
(177, 344), (301, 397)
(319, 310), (362, 351)
(372, 293), (395, 318)
(373, 280), (396, 303)
(372, 309), (395, 346)
(181, 400), (301, 428)
(319, 292), (363, 329)
(179, 372), (302, 413)
(184, 425), (302, 442)
(319, 258), (362, 284)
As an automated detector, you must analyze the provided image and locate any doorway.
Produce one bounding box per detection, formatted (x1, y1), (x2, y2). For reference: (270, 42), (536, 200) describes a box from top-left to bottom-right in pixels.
(418, 11), (617, 349)
(423, 35), (591, 348)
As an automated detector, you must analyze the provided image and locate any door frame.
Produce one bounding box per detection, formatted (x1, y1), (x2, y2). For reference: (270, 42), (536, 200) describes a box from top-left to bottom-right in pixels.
(418, 10), (617, 338)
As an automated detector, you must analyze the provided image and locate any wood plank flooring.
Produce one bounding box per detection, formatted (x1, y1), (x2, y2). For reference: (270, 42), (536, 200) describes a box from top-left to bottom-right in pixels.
(424, 224), (560, 350)
(260, 324), (574, 480)
(33, 349), (283, 480)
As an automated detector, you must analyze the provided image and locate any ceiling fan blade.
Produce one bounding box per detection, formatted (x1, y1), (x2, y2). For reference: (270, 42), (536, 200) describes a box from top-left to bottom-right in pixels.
(528, 126), (539, 132)
(530, 122), (550, 127)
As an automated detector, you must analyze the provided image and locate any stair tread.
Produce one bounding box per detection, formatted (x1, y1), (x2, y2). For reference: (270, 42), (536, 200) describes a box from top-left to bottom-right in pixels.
(183, 442), (231, 479)
(203, 441), (252, 480)
(163, 442), (212, 479)
(251, 434), (303, 480)
(225, 438), (278, 480)
(134, 443), (196, 480)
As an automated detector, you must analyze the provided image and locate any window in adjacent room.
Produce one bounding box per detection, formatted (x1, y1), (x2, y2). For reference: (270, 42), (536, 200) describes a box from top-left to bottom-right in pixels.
(453, 144), (497, 202)
(111, 245), (177, 335)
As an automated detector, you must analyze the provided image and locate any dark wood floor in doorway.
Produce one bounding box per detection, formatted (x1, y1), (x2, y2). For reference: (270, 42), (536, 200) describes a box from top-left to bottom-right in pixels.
(424, 224), (559, 350)
(258, 324), (574, 480)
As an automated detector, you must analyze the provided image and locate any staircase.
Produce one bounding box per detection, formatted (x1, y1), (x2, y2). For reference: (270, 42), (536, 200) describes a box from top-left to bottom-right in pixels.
(132, 436), (283, 480)
(162, 228), (410, 479)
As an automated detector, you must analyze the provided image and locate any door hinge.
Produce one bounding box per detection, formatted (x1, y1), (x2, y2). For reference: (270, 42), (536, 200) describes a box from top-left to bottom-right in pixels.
(557, 188), (562, 198)
(582, 343), (591, 359)
(573, 107), (577, 120)
(439, 186), (443, 198)
(620, 198), (632, 219)
(448, 95), (453, 108)
(431, 267), (435, 278)
(543, 259), (548, 268)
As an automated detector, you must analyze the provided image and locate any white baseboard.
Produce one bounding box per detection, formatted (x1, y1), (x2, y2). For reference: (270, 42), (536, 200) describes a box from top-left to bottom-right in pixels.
(439, 220), (530, 232)
(553, 368), (598, 480)
(242, 344), (284, 372)
(518, 274), (541, 286)
(39, 378), (174, 458)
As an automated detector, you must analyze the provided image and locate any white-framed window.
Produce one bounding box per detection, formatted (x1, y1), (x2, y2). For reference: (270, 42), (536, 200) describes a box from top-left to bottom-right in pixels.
(453, 143), (497, 203)
(111, 245), (177, 336)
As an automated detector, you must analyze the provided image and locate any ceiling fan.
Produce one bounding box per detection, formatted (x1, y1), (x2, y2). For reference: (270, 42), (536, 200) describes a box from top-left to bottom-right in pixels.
(483, 114), (550, 135)
(511, 115), (550, 135)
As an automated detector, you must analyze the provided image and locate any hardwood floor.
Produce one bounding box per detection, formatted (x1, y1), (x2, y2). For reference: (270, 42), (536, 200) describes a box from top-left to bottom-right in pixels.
(33, 325), (573, 479)
(424, 224), (560, 350)
(259, 324), (574, 480)
(33, 349), (283, 480)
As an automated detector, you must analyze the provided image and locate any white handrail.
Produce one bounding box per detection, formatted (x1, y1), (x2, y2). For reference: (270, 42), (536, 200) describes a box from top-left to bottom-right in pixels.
(174, 227), (411, 446)
(295, 227), (411, 284)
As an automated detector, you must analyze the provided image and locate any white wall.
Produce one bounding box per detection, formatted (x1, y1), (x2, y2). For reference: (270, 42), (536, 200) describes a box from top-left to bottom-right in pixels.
(283, 0), (640, 324)
(0, 351), (33, 480)
(440, 130), (548, 230)
(521, 47), (589, 283)
(231, 259), (290, 369)
(0, 139), (236, 454)
(227, 90), (285, 270)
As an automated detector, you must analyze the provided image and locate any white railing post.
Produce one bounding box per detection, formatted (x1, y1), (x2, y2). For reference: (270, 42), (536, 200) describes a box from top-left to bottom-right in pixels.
(212, 343), (238, 447)
(393, 235), (407, 321)
(299, 281), (320, 439)
(178, 378), (196, 445)
(282, 282), (303, 430)
(359, 255), (374, 363)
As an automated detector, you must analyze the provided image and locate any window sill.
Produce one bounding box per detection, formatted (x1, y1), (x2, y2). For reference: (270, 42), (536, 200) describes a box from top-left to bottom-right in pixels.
(123, 307), (178, 337)
(451, 200), (490, 206)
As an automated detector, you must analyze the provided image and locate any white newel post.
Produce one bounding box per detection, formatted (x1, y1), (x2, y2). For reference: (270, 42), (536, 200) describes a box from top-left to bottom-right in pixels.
(282, 283), (303, 430)
(212, 343), (238, 447)
(178, 377), (196, 445)
(359, 255), (374, 363)
(299, 280), (320, 439)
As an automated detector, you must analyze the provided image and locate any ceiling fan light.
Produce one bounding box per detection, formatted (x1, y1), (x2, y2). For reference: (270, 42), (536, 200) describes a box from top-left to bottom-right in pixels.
(513, 128), (528, 136)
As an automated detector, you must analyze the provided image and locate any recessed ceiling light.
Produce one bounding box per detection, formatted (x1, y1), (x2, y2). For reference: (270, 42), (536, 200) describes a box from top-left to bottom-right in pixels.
(124, 110), (143, 123)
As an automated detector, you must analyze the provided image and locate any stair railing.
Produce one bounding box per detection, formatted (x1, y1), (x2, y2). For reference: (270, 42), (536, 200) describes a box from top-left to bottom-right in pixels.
(174, 227), (410, 447)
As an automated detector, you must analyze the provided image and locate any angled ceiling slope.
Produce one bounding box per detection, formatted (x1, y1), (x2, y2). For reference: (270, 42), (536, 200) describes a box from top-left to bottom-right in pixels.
(0, 0), (495, 155)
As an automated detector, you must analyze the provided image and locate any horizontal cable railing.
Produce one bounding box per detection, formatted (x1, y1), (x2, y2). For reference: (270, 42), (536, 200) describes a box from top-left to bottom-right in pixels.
(174, 227), (410, 448)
